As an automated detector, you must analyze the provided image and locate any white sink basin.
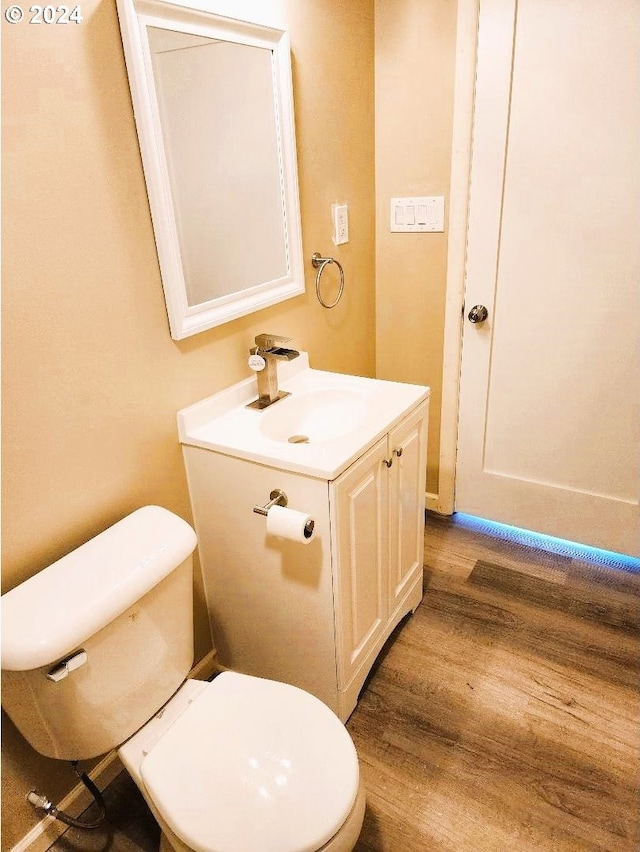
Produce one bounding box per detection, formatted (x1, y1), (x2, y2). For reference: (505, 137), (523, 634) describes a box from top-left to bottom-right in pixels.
(259, 388), (370, 444)
(178, 353), (429, 480)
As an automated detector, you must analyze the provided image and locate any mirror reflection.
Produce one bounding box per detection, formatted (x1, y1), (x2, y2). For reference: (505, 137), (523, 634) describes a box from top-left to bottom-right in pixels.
(147, 27), (288, 307)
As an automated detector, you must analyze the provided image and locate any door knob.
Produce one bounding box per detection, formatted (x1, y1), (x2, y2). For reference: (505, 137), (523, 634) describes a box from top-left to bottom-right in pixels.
(468, 304), (488, 324)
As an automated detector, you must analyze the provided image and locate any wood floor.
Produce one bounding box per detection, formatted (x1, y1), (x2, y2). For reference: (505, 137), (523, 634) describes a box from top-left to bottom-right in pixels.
(50, 512), (640, 852)
(349, 513), (640, 851)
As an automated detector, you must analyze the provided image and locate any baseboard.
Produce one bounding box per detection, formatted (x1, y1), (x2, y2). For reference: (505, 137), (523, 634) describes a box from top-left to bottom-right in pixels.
(425, 491), (447, 514)
(188, 648), (218, 681)
(10, 649), (218, 852)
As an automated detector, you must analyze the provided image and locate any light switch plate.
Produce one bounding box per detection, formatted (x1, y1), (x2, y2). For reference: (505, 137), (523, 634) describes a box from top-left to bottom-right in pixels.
(390, 196), (445, 232)
(332, 203), (349, 245)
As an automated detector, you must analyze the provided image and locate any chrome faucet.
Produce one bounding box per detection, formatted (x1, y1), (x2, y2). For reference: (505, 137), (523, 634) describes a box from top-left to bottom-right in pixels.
(246, 334), (300, 409)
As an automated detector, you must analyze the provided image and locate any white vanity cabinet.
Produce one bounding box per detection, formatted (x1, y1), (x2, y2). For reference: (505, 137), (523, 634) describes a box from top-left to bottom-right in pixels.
(178, 360), (429, 721)
(330, 402), (427, 715)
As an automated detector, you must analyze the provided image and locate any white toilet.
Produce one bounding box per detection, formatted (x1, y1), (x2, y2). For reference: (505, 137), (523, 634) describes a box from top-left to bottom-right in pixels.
(1, 506), (366, 852)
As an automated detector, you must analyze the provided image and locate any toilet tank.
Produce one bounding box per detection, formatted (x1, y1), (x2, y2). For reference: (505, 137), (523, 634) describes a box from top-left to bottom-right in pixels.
(1, 506), (198, 761)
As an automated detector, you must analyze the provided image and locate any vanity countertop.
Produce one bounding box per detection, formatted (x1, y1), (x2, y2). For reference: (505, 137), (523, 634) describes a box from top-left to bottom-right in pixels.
(178, 354), (429, 480)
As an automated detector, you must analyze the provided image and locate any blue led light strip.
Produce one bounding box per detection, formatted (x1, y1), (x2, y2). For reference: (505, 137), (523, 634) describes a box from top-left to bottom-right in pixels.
(453, 513), (640, 573)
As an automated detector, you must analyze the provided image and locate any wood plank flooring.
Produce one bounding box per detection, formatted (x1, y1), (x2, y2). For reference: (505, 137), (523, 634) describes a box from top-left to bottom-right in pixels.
(349, 512), (640, 851)
(49, 512), (639, 852)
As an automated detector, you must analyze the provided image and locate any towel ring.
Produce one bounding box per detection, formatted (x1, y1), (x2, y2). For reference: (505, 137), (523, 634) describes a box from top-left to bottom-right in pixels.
(311, 252), (345, 309)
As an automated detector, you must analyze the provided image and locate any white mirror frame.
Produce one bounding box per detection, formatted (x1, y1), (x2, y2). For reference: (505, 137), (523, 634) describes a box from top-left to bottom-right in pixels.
(116, 0), (305, 339)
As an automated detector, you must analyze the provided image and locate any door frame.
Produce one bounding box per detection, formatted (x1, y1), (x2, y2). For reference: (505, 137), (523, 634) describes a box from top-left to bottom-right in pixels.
(432, 0), (479, 515)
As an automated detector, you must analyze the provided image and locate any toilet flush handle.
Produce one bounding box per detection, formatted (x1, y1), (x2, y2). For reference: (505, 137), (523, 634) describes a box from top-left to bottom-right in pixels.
(46, 649), (88, 682)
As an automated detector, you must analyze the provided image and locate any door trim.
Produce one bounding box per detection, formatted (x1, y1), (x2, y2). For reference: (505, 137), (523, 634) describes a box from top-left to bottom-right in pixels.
(432, 0), (479, 515)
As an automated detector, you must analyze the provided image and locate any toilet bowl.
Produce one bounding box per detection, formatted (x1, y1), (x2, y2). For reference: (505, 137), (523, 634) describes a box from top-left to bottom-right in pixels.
(0, 506), (365, 852)
(119, 675), (366, 852)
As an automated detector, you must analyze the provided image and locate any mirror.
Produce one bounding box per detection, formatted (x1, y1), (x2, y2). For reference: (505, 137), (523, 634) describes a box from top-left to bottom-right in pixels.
(116, 0), (304, 339)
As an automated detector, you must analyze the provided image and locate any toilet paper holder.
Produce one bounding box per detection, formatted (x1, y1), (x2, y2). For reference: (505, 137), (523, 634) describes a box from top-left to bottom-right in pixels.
(253, 489), (289, 516)
(253, 489), (315, 539)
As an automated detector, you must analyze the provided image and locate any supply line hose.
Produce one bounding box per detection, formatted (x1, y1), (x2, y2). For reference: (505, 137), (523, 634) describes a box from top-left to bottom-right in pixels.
(27, 761), (107, 829)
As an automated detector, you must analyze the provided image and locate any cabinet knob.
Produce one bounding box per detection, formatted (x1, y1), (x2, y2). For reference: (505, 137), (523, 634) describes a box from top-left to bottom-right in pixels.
(393, 447), (403, 457)
(384, 458), (393, 468)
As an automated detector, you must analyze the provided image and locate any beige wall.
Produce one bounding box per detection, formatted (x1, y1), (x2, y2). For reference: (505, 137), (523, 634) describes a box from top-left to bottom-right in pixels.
(375, 0), (458, 495)
(2, 0), (460, 845)
(1, 0), (376, 844)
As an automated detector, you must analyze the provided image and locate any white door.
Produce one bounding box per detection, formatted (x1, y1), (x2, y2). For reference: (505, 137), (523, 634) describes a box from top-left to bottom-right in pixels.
(455, 0), (639, 556)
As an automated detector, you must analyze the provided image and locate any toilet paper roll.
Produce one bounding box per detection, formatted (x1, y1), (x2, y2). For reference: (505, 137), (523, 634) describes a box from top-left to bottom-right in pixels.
(266, 504), (316, 543)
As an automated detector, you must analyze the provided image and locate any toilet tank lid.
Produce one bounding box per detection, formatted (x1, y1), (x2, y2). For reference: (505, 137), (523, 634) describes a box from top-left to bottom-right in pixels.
(1, 506), (197, 672)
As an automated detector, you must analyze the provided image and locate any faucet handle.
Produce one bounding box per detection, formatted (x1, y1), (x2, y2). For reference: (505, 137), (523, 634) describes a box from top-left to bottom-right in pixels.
(254, 333), (291, 350)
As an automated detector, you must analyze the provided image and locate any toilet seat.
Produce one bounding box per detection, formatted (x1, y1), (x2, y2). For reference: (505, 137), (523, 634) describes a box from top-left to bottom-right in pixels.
(140, 672), (360, 852)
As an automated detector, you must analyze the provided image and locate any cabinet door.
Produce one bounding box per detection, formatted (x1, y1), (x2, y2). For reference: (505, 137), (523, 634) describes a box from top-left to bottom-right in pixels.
(387, 403), (428, 613)
(331, 437), (389, 689)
